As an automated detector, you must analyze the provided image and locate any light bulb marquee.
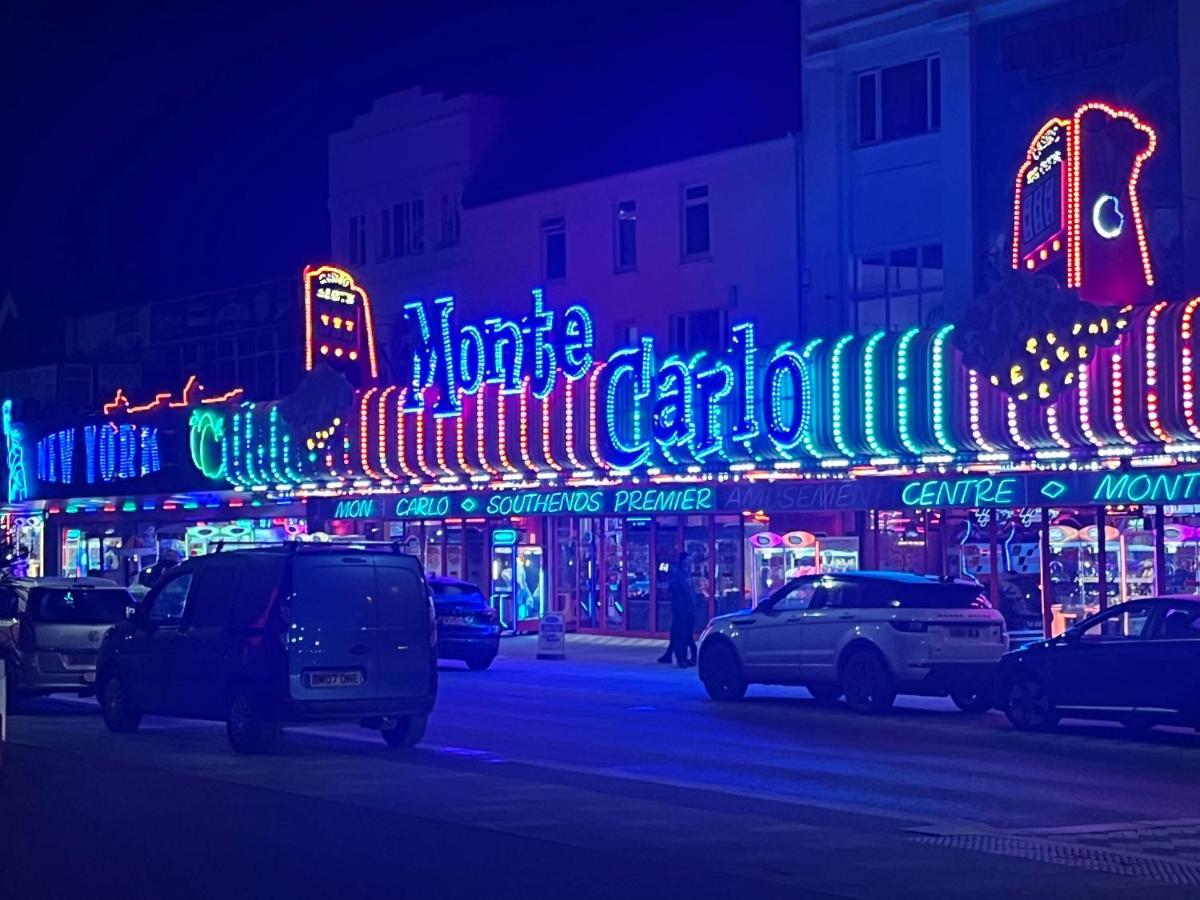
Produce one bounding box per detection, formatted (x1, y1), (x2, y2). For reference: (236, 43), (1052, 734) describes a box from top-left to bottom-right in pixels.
(11, 101), (1199, 509)
(1012, 102), (1157, 304)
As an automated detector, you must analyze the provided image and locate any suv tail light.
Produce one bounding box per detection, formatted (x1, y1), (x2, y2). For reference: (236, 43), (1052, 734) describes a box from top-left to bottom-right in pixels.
(890, 620), (929, 633)
(477, 607), (499, 625)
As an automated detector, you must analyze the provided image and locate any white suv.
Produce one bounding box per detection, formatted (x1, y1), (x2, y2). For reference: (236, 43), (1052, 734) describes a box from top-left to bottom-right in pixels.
(697, 571), (1007, 713)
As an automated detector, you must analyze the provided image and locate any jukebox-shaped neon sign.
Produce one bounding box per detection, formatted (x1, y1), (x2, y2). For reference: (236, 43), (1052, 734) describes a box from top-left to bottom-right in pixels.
(1012, 102), (1157, 304)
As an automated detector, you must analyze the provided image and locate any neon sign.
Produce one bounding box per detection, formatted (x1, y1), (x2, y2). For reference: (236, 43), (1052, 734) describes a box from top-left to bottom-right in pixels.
(402, 290), (595, 417)
(36, 423), (161, 486)
(1011, 102), (1156, 302)
(900, 477), (1017, 509)
(2, 401), (28, 502)
(304, 265), (379, 383)
(598, 319), (808, 469)
(1091, 471), (1200, 505)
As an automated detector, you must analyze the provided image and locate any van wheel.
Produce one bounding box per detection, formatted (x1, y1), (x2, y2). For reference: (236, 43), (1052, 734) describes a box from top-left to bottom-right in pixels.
(227, 691), (278, 754)
(699, 642), (746, 701)
(99, 672), (142, 733)
(840, 649), (896, 714)
(381, 714), (427, 748)
(1004, 674), (1058, 732)
(950, 684), (993, 713)
(466, 654), (495, 671)
(806, 683), (842, 705)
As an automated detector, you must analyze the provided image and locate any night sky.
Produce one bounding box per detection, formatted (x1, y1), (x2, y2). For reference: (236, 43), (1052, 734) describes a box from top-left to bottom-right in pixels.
(0, 1), (798, 351)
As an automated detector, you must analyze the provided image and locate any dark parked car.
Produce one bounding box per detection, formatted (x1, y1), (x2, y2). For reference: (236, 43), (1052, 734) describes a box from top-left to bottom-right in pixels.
(997, 596), (1200, 733)
(96, 546), (437, 752)
(0, 577), (132, 704)
(430, 576), (500, 670)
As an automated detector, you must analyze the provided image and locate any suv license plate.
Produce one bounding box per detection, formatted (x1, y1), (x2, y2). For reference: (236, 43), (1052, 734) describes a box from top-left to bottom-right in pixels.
(439, 615), (470, 626)
(303, 670), (365, 689)
(948, 627), (982, 639)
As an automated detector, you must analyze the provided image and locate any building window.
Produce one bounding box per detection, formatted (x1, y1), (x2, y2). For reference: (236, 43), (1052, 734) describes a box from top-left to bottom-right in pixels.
(615, 200), (637, 272)
(853, 243), (943, 333)
(682, 184), (710, 259)
(857, 56), (940, 146)
(380, 200), (425, 259)
(542, 216), (566, 281)
(615, 319), (639, 347)
(439, 192), (461, 249)
(669, 308), (726, 353)
(348, 213), (367, 265)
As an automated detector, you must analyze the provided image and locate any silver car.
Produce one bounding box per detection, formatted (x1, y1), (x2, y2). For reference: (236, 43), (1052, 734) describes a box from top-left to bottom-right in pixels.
(0, 577), (133, 703)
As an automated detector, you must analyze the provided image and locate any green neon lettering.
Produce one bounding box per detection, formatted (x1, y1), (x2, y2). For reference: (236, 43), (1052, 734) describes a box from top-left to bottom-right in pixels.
(1093, 473), (1128, 502)
(1127, 474), (1152, 503)
(994, 478), (1016, 506)
(918, 482), (937, 506)
(902, 483), (922, 506)
(1151, 474), (1180, 502)
(1185, 472), (1200, 499)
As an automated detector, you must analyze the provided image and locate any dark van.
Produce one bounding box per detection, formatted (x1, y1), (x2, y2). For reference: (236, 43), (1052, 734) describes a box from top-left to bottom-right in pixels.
(95, 546), (437, 753)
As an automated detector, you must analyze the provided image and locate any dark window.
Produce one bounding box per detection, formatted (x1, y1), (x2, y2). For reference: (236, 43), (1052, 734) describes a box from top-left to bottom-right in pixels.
(542, 216), (566, 280)
(683, 185), (710, 258)
(375, 559), (429, 628)
(615, 200), (637, 271)
(1151, 605), (1200, 640)
(30, 587), (129, 624)
(348, 214), (367, 265)
(1079, 604), (1152, 641)
(291, 558), (373, 629)
(857, 72), (878, 144)
(148, 574), (193, 625)
(188, 566), (237, 629)
(770, 579), (820, 612)
(823, 579), (863, 609)
(853, 243), (944, 333)
(230, 558), (285, 628)
(857, 56), (940, 146)
(876, 581), (992, 610)
(431, 581), (480, 596)
(668, 309), (726, 353)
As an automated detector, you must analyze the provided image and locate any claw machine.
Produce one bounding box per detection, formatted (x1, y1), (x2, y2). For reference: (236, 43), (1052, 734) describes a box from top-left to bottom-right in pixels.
(489, 525), (545, 633)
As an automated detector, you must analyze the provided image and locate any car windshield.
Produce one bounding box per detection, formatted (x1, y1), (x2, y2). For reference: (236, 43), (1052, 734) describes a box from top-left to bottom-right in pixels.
(31, 587), (130, 624)
(884, 582), (991, 609)
(432, 582), (479, 596)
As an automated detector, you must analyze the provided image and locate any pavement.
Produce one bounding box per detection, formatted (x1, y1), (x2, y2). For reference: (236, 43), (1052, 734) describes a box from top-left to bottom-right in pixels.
(3, 634), (1200, 898)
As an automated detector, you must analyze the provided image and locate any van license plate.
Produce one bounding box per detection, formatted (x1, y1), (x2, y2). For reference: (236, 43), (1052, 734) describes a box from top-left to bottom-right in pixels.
(303, 670), (364, 688)
(948, 627), (981, 639)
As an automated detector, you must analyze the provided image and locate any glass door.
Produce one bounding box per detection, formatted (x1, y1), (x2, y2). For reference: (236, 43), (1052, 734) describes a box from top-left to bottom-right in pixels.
(626, 519), (652, 632)
(654, 517), (681, 633)
(602, 518), (624, 630)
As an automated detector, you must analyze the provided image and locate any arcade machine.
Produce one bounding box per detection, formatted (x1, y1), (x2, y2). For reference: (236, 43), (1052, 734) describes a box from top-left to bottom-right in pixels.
(489, 526), (545, 633)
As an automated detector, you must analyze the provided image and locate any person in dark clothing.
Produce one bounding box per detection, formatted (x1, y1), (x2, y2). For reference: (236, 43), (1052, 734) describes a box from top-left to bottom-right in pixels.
(657, 552), (697, 667)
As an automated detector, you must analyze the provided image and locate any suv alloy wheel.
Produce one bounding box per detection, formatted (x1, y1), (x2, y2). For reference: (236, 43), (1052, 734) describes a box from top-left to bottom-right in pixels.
(699, 641), (747, 701)
(840, 648), (896, 713)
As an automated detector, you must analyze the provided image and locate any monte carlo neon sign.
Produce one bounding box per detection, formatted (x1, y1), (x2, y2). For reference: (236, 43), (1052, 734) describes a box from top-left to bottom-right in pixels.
(400, 290), (809, 469)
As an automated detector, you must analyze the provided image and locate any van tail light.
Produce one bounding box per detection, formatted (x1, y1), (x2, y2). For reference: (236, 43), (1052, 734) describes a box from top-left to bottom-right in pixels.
(889, 620), (928, 633)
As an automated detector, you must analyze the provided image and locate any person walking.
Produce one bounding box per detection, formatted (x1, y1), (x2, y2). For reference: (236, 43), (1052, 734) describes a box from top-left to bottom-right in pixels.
(657, 552), (697, 667)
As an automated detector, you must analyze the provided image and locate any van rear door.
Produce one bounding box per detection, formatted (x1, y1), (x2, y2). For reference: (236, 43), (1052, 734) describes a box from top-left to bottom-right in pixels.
(288, 555), (381, 702)
(373, 555), (435, 699)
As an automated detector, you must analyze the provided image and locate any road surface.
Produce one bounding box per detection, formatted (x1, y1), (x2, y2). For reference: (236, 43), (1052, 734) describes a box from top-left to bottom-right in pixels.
(3, 635), (1199, 898)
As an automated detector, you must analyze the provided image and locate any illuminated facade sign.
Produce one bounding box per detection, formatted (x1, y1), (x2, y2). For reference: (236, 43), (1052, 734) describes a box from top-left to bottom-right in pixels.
(314, 484), (717, 521)
(1012, 102), (1157, 304)
(402, 290), (595, 417)
(304, 265), (379, 385)
(36, 423), (161, 486)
